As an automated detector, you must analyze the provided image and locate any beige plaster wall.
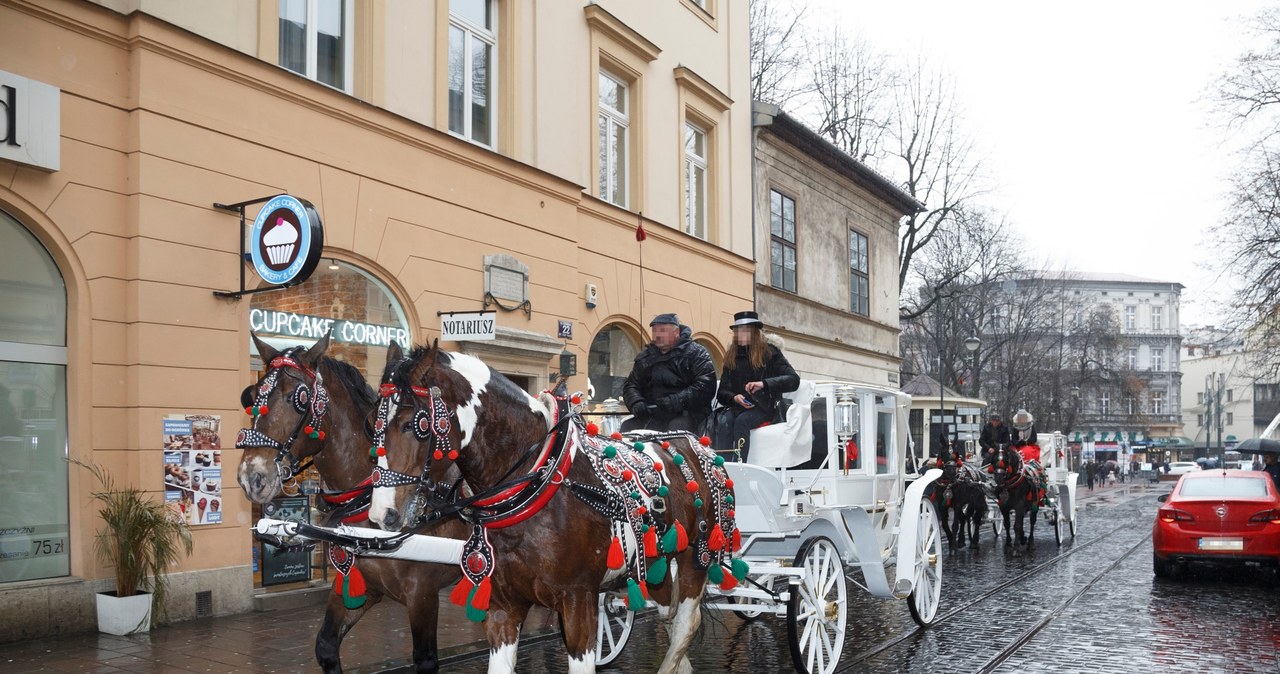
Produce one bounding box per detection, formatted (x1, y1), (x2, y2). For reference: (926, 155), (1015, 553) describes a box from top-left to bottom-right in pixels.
(0, 0), (752, 637)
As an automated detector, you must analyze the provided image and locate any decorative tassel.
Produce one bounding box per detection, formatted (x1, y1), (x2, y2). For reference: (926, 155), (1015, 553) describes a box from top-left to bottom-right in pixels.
(450, 577), (474, 607)
(674, 521), (689, 552)
(465, 586), (488, 622)
(607, 536), (625, 570)
(719, 570), (739, 591)
(707, 563), (725, 584)
(731, 557), (750, 581)
(708, 525), (726, 552)
(644, 527), (657, 558)
(662, 525), (679, 553)
(626, 578), (645, 611)
(731, 528), (742, 552)
(337, 567), (367, 609)
(471, 576), (492, 611)
(646, 555), (668, 584)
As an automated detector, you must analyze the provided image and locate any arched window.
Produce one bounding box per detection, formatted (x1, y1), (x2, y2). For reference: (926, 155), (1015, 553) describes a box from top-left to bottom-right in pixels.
(588, 324), (640, 403)
(0, 210), (69, 583)
(248, 260), (411, 387)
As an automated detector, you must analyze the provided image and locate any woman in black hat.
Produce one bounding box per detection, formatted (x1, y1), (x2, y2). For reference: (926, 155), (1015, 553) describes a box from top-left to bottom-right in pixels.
(714, 311), (799, 461)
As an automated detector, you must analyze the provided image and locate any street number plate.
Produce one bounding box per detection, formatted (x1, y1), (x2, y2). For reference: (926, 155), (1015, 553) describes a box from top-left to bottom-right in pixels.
(1198, 537), (1244, 551)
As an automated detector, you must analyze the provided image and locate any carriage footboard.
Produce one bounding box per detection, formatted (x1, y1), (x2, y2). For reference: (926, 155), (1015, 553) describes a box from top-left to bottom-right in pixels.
(255, 518), (465, 564)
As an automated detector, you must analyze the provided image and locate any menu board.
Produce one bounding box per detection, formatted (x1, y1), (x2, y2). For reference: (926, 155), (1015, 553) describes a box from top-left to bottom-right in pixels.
(260, 496), (312, 586)
(162, 414), (223, 525)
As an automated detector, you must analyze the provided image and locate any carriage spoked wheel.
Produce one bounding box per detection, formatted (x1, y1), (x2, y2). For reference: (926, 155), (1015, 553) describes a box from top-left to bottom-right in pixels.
(907, 497), (942, 627)
(594, 591), (634, 666)
(786, 536), (847, 674)
(1050, 504), (1064, 546)
(731, 574), (774, 622)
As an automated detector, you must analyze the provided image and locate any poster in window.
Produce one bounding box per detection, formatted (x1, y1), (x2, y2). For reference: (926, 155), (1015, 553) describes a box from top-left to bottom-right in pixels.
(162, 414), (222, 525)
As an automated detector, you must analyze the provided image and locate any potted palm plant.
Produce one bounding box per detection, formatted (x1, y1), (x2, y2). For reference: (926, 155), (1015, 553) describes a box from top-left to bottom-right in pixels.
(72, 459), (194, 635)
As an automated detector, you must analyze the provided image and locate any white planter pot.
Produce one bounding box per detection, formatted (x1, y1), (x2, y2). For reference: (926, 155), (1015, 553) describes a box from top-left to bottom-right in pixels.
(96, 591), (152, 635)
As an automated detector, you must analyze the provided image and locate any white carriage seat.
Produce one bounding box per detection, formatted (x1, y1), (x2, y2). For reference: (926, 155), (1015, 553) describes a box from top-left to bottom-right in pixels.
(748, 380), (816, 468)
(722, 462), (789, 533)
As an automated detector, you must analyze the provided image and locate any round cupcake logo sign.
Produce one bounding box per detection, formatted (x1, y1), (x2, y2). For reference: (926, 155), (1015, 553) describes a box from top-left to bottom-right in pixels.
(249, 195), (324, 287)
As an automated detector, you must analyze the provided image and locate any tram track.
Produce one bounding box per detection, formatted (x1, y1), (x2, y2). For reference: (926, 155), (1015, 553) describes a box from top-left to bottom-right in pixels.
(838, 514), (1146, 673)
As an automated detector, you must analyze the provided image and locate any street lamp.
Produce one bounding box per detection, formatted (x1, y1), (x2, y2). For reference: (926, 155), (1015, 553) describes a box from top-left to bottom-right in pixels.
(963, 335), (980, 397)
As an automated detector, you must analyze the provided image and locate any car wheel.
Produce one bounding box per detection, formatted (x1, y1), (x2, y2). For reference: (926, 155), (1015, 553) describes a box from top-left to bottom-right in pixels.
(1152, 553), (1174, 579)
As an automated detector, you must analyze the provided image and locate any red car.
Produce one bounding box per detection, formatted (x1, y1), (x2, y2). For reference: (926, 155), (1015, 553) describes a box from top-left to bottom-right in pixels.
(1152, 469), (1280, 577)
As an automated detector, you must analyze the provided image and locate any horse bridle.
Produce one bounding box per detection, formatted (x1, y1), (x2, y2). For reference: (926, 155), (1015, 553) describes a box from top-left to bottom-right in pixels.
(371, 373), (577, 532)
(235, 348), (331, 482)
(991, 445), (1026, 489)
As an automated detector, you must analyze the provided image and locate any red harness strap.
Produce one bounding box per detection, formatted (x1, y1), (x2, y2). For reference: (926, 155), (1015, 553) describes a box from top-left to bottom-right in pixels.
(470, 402), (572, 529)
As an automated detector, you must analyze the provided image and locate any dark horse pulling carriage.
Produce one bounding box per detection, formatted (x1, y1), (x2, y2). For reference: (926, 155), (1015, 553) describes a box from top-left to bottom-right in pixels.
(235, 333), (468, 673)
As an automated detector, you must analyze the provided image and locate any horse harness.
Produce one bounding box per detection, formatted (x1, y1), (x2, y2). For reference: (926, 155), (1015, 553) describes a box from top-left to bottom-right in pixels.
(235, 348), (332, 484)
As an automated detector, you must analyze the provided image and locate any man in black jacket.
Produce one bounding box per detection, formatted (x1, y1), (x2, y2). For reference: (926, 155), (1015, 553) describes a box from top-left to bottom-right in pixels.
(621, 313), (717, 433)
(978, 412), (1010, 467)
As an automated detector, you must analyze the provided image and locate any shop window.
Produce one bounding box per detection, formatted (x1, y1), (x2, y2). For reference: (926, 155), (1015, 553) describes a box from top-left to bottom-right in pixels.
(0, 211), (69, 583)
(247, 260), (409, 589)
(248, 261), (411, 388)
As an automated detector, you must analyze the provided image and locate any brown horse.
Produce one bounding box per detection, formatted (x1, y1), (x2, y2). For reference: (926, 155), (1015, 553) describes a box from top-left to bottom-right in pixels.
(234, 332), (465, 674)
(367, 341), (741, 674)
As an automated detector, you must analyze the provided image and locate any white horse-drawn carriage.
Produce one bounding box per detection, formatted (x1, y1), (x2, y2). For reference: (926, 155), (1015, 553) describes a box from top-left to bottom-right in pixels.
(256, 377), (940, 674)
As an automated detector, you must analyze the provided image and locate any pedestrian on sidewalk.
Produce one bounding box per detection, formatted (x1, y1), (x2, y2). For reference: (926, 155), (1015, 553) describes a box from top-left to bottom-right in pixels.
(1085, 460), (1095, 491)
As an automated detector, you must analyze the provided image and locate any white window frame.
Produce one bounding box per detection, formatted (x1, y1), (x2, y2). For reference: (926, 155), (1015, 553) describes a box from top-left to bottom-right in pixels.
(1151, 306), (1163, 331)
(1152, 348), (1163, 372)
(1127, 348), (1137, 369)
(683, 121), (708, 239)
(279, 0), (354, 94)
(449, 0), (498, 147)
(1100, 392), (1110, 415)
(598, 71), (629, 207)
(1124, 305), (1136, 330)
(1152, 391), (1164, 415)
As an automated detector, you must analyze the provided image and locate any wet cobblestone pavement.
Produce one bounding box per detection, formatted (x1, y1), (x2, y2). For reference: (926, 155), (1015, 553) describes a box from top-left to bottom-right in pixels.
(433, 483), (1280, 673)
(6, 481), (1279, 673)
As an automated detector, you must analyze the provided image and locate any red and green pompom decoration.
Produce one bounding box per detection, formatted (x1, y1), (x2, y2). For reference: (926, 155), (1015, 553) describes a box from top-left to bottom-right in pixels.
(699, 436), (711, 447)
(661, 441), (671, 449)
(333, 564), (367, 609)
(585, 422), (599, 436)
(607, 536), (625, 570)
(246, 405), (269, 417)
(610, 431), (623, 441)
(604, 445), (618, 459)
(449, 576), (493, 623)
(685, 480), (699, 493)
(369, 445), (385, 459)
(633, 441), (646, 451)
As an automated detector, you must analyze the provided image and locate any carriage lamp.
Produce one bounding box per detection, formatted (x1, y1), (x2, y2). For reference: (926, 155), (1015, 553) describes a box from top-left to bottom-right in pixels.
(834, 386), (858, 439)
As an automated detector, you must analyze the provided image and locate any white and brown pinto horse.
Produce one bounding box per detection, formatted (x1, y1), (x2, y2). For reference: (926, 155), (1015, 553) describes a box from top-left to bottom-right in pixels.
(234, 333), (466, 674)
(368, 342), (742, 674)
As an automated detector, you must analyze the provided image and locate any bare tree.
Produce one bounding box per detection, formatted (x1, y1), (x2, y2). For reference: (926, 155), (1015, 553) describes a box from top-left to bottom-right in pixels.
(890, 58), (985, 296)
(749, 0), (810, 105)
(806, 25), (893, 163)
(1213, 6), (1280, 375)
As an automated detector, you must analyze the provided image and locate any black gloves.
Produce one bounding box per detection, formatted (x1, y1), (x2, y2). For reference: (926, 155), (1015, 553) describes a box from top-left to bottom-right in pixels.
(632, 401), (651, 417)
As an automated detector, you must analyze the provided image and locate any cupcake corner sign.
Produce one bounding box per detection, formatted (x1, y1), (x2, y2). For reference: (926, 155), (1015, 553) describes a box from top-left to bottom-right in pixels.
(249, 195), (324, 287)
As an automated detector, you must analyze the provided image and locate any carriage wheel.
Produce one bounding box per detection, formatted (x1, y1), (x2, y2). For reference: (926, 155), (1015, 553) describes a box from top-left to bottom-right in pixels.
(1069, 511), (1077, 538)
(1051, 506), (1063, 546)
(989, 499), (1004, 540)
(786, 537), (847, 674)
(907, 498), (942, 627)
(731, 575), (774, 622)
(595, 591), (634, 666)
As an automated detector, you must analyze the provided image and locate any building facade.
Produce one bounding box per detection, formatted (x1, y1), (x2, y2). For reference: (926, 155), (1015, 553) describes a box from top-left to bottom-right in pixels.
(1180, 327), (1280, 457)
(0, 0), (753, 639)
(749, 107), (918, 385)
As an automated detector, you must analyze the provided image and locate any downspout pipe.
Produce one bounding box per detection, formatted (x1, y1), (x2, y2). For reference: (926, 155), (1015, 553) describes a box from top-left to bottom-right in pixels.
(750, 101), (780, 311)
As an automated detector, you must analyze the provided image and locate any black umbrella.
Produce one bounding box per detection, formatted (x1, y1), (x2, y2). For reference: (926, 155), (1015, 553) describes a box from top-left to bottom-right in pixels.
(1235, 438), (1280, 455)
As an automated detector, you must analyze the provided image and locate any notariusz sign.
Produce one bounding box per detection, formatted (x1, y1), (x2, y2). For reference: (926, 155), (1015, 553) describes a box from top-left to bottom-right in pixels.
(440, 311), (496, 342)
(0, 69), (60, 172)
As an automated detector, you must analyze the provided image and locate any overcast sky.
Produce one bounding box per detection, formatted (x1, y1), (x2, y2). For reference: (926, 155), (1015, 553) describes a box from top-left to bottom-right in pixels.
(820, 0), (1272, 326)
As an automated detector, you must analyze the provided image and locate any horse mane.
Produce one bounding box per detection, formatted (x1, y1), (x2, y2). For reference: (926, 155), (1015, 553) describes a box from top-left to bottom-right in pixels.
(321, 356), (377, 410)
(393, 344), (551, 426)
